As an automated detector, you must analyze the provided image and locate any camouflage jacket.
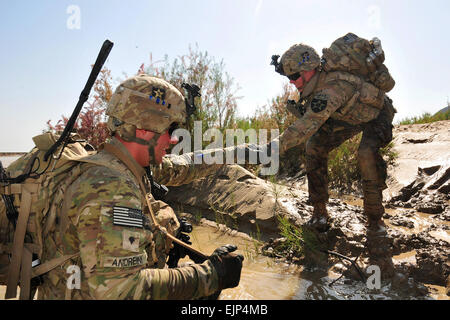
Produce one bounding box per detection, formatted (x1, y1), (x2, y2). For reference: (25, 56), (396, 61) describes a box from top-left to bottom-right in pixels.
(37, 137), (223, 300)
(275, 70), (388, 155)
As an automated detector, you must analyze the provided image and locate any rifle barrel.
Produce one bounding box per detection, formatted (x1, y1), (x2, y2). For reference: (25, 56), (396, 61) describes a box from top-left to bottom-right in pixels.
(44, 40), (114, 161)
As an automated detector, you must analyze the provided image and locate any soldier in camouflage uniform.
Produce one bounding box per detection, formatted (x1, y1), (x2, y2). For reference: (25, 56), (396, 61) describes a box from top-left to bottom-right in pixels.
(36, 75), (243, 299)
(268, 42), (397, 274)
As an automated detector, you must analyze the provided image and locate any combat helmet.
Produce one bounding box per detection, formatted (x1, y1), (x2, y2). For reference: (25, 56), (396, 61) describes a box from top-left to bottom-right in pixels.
(106, 74), (188, 142)
(271, 44), (321, 79)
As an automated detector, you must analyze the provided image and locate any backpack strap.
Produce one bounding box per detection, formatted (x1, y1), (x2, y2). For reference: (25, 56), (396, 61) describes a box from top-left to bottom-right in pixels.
(18, 246), (32, 300)
(5, 183), (38, 299)
(31, 252), (80, 278)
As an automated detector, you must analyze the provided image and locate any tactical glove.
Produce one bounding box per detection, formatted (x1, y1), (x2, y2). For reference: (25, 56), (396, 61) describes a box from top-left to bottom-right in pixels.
(286, 99), (306, 119)
(208, 244), (244, 290)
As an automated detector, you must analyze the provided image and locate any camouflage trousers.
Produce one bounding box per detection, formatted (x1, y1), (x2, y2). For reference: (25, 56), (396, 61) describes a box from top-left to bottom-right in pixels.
(305, 97), (396, 222)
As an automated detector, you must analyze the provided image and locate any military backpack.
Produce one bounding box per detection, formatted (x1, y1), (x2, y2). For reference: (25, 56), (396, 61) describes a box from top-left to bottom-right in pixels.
(0, 132), (93, 299)
(321, 32), (395, 93)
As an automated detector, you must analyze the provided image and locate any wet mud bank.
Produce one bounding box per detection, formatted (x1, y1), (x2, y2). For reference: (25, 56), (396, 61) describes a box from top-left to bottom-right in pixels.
(168, 168), (449, 299)
(167, 121), (450, 299)
(181, 213), (448, 300)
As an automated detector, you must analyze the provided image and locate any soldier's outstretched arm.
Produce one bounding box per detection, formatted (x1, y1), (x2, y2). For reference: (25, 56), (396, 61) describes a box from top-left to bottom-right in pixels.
(68, 166), (220, 299)
(274, 81), (355, 155)
(151, 151), (227, 187)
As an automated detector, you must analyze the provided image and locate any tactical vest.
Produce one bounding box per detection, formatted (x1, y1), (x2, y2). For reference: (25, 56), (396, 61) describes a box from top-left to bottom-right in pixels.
(291, 70), (386, 125)
(324, 71), (386, 124)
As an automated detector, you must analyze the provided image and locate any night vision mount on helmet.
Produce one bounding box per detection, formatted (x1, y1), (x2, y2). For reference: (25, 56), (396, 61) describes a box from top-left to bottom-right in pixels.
(271, 44), (321, 79)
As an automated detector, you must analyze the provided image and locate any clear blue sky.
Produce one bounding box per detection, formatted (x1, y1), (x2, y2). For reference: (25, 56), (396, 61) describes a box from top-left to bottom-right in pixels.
(1, 0), (449, 151)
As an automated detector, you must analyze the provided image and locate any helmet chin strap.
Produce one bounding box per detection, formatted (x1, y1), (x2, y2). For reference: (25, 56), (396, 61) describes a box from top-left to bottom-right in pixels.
(146, 133), (160, 166)
(116, 124), (161, 165)
(129, 133), (161, 166)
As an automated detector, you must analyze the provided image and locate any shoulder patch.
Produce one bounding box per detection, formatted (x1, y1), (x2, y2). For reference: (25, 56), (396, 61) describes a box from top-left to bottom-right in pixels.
(113, 206), (145, 229)
(311, 93), (328, 113)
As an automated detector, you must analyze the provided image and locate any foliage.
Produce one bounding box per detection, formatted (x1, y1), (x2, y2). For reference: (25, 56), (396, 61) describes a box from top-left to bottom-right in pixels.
(327, 133), (398, 192)
(244, 82), (298, 136)
(398, 108), (450, 125)
(327, 134), (362, 190)
(276, 215), (321, 257)
(143, 44), (242, 138)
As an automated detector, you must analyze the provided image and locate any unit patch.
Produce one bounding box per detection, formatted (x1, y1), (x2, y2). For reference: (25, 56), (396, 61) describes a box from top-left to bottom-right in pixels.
(113, 206), (144, 229)
(298, 52), (310, 66)
(103, 253), (147, 268)
(150, 87), (167, 105)
(311, 94), (328, 113)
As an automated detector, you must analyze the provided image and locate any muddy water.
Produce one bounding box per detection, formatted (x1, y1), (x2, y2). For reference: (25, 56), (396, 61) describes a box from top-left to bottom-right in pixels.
(186, 221), (447, 300)
(184, 224), (302, 299)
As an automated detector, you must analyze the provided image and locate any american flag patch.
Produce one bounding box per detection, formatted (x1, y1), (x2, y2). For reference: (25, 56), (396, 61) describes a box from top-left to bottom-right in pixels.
(113, 206), (144, 229)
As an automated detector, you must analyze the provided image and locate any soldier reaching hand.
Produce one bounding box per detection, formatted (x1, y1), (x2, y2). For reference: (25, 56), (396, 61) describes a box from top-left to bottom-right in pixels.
(255, 35), (397, 276)
(35, 75), (243, 299)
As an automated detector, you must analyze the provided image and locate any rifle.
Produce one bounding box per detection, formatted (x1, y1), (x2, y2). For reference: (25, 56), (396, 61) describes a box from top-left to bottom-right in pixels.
(44, 40), (114, 162)
(166, 217), (222, 300)
(167, 217), (204, 267)
(145, 167), (169, 201)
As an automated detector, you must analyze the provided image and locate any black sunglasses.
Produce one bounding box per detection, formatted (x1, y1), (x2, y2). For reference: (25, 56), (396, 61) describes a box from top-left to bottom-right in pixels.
(168, 122), (179, 135)
(287, 72), (301, 81)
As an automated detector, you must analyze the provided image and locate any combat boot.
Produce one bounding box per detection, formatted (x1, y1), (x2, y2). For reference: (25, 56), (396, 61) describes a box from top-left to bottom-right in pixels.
(306, 203), (330, 232)
(366, 219), (395, 279)
(367, 217), (387, 234)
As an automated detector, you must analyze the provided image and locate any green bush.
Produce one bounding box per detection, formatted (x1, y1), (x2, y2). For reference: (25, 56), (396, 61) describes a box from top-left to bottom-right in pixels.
(327, 134), (398, 192)
(276, 215), (322, 257)
(327, 134), (362, 191)
(398, 109), (450, 125)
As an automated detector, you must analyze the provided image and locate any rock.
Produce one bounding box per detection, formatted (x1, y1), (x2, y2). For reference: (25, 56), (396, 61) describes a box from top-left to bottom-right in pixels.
(389, 215), (415, 228)
(418, 165), (441, 176)
(413, 247), (449, 286)
(438, 181), (450, 194)
(390, 163), (449, 216)
(391, 272), (408, 289)
(415, 202), (445, 214)
(388, 121), (450, 196)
